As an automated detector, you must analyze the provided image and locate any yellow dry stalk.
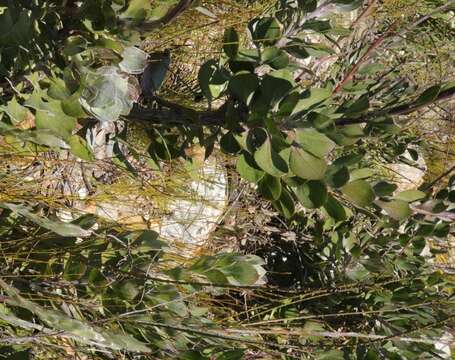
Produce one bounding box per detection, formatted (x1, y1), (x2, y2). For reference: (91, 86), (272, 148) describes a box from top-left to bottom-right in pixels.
(142, 0), (272, 103)
(2, 135), (231, 236)
(378, 0), (421, 22)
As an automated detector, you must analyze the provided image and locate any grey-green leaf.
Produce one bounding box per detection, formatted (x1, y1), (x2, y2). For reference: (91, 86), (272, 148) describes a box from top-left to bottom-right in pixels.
(228, 72), (259, 104)
(223, 27), (239, 58)
(342, 180), (375, 207)
(119, 46), (148, 75)
(254, 137), (288, 177)
(294, 128), (335, 159)
(294, 180), (327, 208)
(1, 203), (92, 237)
(289, 146), (327, 180)
(323, 195), (347, 221)
(272, 188), (295, 218)
(258, 174), (282, 200)
(395, 189), (426, 202)
(236, 152), (265, 183)
(376, 199), (411, 220)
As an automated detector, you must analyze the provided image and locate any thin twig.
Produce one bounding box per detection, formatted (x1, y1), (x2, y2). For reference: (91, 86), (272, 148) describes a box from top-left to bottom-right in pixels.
(333, 20), (399, 94)
(350, 0), (377, 29)
(421, 164), (455, 191)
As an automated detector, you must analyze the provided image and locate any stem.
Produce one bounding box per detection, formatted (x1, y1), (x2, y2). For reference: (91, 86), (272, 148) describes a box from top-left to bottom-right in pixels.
(332, 20), (399, 94)
(411, 205), (455, 222)
(350, 0), (377, 29)
(336, 85), (455, 125)
(127, 99), (226, 127)
(334, 0), (455, 94)
(422, 164), (455, 190)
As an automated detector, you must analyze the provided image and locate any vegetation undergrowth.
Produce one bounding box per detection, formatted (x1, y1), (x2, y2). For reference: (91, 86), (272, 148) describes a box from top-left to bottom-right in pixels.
(0, 0), (455, 359)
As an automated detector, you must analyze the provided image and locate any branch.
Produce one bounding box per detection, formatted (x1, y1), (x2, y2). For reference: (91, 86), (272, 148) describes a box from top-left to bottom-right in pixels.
(386, 85), (455, 116)
(127, 98), (227, 127)
(350, 0), (377, 29)
(334, 0), (455, 94)
(336, 84), (455, 125)
(411, 205), (455, 222)
(421, 164), (455, 191)
(332, 20), (399, 94)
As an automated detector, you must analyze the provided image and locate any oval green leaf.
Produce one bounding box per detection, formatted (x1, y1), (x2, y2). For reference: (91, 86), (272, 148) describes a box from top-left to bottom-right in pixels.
(289, 146), (327, 180)
(342, 180), (375, 207)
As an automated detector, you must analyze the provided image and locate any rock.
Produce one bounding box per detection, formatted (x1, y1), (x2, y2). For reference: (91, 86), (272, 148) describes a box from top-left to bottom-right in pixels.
(387, 150), (427, 192)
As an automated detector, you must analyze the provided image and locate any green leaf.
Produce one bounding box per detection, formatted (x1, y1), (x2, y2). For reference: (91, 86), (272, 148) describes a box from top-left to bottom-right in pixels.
(261, 47), (289, 69)
(358, 63), (384, 75)
(223, 27), (239, 58)
(228, 72), (259, 104)
(325, 165), (350, 188)
(120, 0), (152, 23)
(149, 1), (180, 22)
(136, 230), (166, 252)
(395, 190), (426, 202)
(323, 195), (347, 221)
(198, 60), (229, 100)
(373, 181), (397, 196)
(344, 95), (369, 114)
(63, 35), (88, 56)
(333, 152), (365, 166)
(254, 136), (288, 177)
(217, 350), (245, 360)
(284, 40), (309, 58)
(258, 174), (282, 200)
(261, 69), (295, 106)
(297, 0), (317, 11)
(35, 108), (76, 140)
(342, 180), (375, 207)
(301, 19), (332, 33)
(294, 128), (335, 158)
(0, 203), (91, 237)
(376, 200), (411, 220)
(220, 132), (241, 154)
(223, 262), (260, 285)
(316, 349), (344, 360)
(229, 49), (260, 72)
(1, 97), (30, 125)
(0, 280), (150, 353)
(303, 42), (336, 57)
(294, 180), (327, 208)
(248, 17), (281, 46)
(80, 66), (139, 123)
(68, 135), (94, 161)
(116, 280), (140, 301)
(272, 188), (295, 218)
(61, 93), (86, 118)
(289, 146), (327, 180)
(236, 152), (265, 183)
(141, 51), (170, 96)
(291, 88), (332, 115)
(350, 168), (375, 181)
(119, 46), (148, 74)
(64, 256), (87, 281)
(0, 125), (68, 149)
(205, 269), (229, 284)
(414, 85), (440, 107)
